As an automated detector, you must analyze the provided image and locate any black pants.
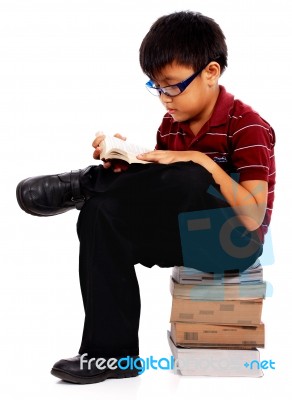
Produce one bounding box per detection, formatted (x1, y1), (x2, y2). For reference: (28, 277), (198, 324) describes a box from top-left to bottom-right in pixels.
(77, 162), (262, 358)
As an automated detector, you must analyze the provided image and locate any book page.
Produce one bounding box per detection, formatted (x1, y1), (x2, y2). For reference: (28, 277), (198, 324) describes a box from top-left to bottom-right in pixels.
(100, 135), (152, 163)
(104, 136), (151, 156)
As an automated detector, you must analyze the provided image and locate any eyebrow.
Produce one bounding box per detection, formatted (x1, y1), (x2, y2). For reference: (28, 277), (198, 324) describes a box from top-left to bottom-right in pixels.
(154, 76), (181, 85)
(162, 75), (179, 80)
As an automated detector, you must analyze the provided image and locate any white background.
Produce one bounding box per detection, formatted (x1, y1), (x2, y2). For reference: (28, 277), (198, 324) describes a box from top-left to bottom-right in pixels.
(0, 0), (291, 399)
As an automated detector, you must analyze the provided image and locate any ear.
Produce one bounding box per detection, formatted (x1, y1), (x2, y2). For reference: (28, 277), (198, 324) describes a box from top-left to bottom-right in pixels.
(204, 62), (221, 86)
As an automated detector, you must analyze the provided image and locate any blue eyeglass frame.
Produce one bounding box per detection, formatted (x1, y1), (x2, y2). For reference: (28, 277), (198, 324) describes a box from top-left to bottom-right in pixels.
(145, 62), (209, 97)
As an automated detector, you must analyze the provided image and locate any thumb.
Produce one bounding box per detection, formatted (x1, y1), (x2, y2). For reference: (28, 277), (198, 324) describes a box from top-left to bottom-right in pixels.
(114, 133), (127, 141)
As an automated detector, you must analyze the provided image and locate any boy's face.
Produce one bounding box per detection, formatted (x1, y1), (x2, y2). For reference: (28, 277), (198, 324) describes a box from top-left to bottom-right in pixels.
(153, 62), (219, 129)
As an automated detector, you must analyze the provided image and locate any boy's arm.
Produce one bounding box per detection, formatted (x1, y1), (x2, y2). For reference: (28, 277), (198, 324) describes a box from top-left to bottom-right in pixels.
(200, 152), (268, 231)
(137, 150), (267, 231)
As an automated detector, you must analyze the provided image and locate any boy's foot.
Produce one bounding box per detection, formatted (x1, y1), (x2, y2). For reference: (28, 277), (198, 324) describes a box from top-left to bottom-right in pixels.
(51, 354), (141, 384)
(16, 167), (93, 217)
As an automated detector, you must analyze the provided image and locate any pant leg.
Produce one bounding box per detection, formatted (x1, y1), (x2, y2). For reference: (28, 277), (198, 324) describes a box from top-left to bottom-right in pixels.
(77, 194), (140, 358)
(77, 162), (263, 356)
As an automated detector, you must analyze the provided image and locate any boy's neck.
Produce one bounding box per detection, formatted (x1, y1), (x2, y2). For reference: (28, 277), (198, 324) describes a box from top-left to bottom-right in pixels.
(189, 85), (220, 136)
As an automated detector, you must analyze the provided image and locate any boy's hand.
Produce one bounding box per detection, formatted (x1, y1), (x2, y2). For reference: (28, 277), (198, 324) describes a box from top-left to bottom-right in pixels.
(137, 150), (192, 164)
(92, 132), (129, 173)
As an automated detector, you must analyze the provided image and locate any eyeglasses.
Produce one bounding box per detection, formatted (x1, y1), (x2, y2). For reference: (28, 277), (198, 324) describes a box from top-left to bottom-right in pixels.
(145, 63), (209, 97)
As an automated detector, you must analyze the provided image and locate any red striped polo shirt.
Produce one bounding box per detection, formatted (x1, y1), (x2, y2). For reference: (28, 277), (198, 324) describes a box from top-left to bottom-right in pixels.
(155, 85), (276, 240)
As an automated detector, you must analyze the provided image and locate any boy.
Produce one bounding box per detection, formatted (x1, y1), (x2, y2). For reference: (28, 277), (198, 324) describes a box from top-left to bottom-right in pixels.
(16, 11), (275, 384)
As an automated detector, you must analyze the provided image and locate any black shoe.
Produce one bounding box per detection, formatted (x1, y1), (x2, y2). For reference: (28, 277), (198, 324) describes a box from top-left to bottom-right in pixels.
(51, 354), (141, 384)
(16, 167), (93, 217)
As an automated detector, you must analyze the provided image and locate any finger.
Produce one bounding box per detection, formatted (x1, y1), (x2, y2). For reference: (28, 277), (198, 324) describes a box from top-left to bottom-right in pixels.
(113, 167), (122, 173)
(110, 159), (129, 172)
(92, 135), (105, 148)
(137, 151), (157, 161)
(92, 132), (106, 148)
(113, 164), (129, 172)
(113, 133), (127, 141)
(93, 147), (101, 159)
(103, 161), (112, 169)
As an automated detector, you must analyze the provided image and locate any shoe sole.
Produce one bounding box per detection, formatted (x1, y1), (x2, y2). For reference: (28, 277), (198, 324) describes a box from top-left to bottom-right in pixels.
(51, 367), (139, 384)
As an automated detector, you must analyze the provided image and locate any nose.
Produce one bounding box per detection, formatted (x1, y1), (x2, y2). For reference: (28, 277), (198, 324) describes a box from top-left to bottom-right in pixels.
(160, 92), (173, 104)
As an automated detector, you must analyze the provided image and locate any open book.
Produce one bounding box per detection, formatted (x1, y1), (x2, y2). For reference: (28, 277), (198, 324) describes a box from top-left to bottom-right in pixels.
(99, 136), (152, 164)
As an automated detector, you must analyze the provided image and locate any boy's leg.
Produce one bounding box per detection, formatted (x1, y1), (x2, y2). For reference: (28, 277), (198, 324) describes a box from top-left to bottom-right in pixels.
(50, 162), (262, 383)
(75, 162), (262, 357)
(76, 163), (196, 358)
(77, 194), (141, 358)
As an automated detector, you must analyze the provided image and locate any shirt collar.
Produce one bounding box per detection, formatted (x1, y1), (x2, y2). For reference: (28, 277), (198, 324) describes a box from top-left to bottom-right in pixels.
(208, 85), (234, 127)
(179, 85), (235, 136)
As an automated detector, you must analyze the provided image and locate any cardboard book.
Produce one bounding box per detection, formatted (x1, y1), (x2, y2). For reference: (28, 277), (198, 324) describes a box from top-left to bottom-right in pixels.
(170, 322), (265, 347)
(170, 296), (263, 325)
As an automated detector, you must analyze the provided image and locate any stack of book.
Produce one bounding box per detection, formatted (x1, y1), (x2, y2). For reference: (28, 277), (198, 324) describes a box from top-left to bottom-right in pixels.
(168, 262), (266, 377)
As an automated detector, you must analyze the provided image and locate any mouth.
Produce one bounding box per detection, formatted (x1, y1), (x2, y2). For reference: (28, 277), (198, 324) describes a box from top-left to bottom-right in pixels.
(167, 109), (176, 115)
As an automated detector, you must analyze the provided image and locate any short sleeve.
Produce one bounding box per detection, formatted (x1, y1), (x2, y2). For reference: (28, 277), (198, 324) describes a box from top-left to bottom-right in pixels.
(229, 112), (275, 183)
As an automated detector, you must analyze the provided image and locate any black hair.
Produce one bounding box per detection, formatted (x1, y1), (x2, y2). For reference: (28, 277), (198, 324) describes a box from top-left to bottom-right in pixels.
(139, 11), (228, 80)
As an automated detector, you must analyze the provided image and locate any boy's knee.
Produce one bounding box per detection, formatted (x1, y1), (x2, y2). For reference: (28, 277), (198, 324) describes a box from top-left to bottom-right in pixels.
(159, 162), (214, 193)
(76, 196), (109, 238)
